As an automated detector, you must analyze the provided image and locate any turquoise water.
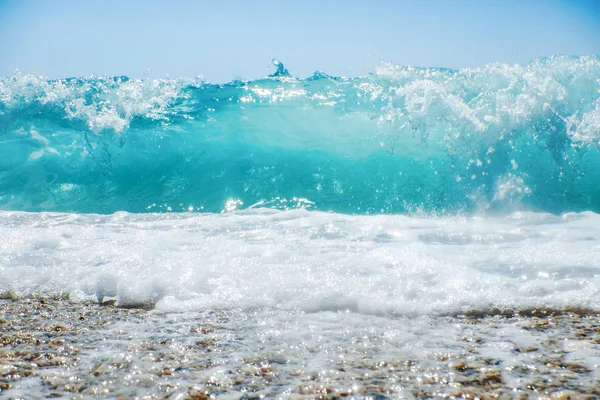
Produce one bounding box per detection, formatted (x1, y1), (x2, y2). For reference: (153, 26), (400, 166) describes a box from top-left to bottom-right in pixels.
(2, 57), (600, 400)
(1, 56), (599, 215)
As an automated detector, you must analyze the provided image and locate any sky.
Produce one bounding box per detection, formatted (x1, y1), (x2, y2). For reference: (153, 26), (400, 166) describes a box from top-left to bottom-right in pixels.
(0, 0), (599, 82)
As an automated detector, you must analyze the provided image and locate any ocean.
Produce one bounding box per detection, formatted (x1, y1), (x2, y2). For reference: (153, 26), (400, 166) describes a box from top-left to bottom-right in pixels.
(1, 56), (599, 398)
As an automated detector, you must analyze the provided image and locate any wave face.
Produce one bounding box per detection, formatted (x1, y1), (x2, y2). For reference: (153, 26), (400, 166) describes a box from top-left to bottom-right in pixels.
(1, 56), (600, 215)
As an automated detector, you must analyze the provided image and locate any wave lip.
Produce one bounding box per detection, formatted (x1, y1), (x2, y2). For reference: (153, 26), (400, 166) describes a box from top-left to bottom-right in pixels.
(1, 55), (599, 215)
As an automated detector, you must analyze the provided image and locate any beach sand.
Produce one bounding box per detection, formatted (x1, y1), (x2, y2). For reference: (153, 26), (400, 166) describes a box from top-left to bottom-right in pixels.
(1, 298), (599, 399)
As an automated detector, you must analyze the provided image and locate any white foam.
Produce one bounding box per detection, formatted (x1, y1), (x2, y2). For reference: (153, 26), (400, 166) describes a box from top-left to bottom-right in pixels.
(376, 55), (600, 148)
(0, 209), (598, 314)
(0, 72), (197, 133)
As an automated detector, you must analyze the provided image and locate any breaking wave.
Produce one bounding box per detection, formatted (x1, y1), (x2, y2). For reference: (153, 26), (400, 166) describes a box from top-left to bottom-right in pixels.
(1, 55), (599, 214)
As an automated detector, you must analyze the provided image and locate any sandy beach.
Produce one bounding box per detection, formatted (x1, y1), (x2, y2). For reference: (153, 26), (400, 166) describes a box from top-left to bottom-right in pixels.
(1, 298), (599, 399)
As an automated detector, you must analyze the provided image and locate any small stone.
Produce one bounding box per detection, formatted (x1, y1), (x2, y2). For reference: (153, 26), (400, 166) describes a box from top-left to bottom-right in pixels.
(0, 365), (16, 375)
(185, 390), (209, 400)
(451, 361), (470, 371)
(567, 363), (591, 373)
(520, 346), (538, 353)
(479, 370), (503, 385)
(53, 323), (68, 332)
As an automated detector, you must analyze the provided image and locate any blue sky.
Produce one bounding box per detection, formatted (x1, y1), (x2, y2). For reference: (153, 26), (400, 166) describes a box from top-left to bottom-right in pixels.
(0, 0), (599, 82)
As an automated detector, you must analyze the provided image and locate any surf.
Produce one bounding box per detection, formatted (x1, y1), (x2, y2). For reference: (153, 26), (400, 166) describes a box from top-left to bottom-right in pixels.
(1, 55), (599, 215)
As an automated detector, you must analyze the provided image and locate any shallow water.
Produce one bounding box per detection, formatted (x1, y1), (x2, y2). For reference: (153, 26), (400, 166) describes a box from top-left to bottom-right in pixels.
(1, 299), (599, 399)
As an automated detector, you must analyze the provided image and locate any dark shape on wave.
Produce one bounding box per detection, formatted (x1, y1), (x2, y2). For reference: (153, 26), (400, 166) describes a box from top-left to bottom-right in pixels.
(268, 58), (291, 77)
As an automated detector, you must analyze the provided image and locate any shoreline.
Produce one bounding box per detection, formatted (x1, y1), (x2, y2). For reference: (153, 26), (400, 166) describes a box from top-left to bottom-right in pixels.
(1, 298), (600, 399)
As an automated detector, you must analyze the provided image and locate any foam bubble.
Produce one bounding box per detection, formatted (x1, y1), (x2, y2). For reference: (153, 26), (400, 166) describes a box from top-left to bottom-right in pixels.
(1, 209), (598, 315)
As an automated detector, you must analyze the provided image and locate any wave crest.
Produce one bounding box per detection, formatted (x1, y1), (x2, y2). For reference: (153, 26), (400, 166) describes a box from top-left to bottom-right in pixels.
(1, 55), (599, 214)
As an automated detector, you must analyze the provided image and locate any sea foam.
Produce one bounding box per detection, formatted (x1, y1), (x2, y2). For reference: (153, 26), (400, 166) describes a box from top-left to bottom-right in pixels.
(1, 209), (598, 314)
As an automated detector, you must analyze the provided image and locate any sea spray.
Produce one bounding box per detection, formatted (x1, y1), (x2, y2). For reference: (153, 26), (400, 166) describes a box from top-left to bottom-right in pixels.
(1, 55), (599, 215)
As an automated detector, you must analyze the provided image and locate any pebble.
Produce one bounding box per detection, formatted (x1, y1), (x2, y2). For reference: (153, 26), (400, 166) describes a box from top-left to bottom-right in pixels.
(1, 299), (599, 398)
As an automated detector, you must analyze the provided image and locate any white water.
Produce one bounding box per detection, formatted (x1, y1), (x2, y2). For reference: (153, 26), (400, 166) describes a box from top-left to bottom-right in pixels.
(1, 209), (599, 315)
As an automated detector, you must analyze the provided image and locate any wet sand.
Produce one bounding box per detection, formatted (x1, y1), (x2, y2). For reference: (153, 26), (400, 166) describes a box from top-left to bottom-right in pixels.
(1, 298), (599, 399)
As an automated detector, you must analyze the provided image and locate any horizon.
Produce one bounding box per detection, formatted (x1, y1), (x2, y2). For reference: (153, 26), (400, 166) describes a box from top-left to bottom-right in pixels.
(3, 54), (600, 83)
(1, 0), (600, 82)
